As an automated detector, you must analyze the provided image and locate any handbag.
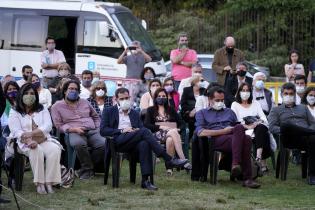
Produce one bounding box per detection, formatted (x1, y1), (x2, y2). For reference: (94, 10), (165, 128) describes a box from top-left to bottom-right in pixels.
(31, 118), (47, 144)
(60, 165), (75, 188)
(243, 115), (260, 125)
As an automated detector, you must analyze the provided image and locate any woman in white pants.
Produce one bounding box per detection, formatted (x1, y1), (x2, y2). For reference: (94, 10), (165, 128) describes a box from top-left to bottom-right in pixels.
(9, 83), (61, 194)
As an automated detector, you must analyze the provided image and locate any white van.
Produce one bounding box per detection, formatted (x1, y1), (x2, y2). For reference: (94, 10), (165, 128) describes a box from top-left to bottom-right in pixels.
(0, 0), (166, 82)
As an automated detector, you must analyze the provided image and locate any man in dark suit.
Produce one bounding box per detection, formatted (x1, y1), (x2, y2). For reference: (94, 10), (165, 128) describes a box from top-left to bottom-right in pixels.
(224, 61), (253, 107)
(100, 87), (187, 190)
(0, 84), (10, 203)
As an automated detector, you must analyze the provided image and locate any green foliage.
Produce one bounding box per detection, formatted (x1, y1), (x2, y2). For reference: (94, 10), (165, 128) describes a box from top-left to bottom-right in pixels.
(244, 45), (288, 76)
(106, 0), (315, 76)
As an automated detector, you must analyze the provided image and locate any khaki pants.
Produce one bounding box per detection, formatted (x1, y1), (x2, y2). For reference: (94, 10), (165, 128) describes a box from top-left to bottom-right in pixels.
(28, 141), (61, 185)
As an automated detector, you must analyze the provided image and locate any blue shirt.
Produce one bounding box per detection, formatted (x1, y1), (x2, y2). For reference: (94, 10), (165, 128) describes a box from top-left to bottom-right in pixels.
(195, 107), (238, 136)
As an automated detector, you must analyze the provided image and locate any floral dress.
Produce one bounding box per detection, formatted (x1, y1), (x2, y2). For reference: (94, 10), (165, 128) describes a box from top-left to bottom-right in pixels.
(154, 114), (171, 144)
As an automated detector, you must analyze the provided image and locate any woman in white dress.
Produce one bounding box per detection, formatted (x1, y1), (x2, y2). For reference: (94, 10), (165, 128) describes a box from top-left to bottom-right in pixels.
(28, 74), (52, 109)
(231, 82), (271, 173)
(9, 83), (61, 194)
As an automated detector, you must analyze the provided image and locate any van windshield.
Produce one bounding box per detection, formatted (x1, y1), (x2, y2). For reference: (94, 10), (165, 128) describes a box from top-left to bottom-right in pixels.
(112, 12), (162, 61)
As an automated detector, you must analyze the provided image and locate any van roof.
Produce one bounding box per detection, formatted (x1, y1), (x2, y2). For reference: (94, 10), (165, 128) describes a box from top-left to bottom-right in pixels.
(0, 0), (122, 12)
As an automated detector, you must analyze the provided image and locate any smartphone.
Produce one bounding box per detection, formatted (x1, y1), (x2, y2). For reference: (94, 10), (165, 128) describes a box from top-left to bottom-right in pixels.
(128, 46), (137, 50)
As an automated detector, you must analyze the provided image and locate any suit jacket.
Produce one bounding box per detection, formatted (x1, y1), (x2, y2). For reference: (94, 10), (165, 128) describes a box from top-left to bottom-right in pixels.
(212, 47), (245, 86)
(264, 88), (273, 113)
(100, 105), (143, 138)
(181, 86), (206, 120)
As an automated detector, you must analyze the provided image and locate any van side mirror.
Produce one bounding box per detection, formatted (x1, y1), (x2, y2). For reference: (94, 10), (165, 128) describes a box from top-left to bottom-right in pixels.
(141, 19), (147, 30)
(99, 21), (109, 36)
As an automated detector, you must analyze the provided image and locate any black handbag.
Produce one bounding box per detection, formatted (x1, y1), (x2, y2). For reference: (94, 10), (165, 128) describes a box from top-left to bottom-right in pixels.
(243, 115), (260, 125)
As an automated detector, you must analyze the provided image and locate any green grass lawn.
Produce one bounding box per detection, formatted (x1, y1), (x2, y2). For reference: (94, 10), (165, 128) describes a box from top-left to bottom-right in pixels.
(2, 159), (315, 210)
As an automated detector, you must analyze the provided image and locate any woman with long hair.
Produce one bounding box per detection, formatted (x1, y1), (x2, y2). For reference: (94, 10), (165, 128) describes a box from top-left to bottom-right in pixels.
(231, 82), (271, 173)
(284, 49), (305, 82)
(144, 88), (191, 175)
(8, 83), (62, 194)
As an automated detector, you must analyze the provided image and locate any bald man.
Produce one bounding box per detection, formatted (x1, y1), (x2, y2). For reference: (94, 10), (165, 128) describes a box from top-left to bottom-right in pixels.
(212, 36), (245, 86)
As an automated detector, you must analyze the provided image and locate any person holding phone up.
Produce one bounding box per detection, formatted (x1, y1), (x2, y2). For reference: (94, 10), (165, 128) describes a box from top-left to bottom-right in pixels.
(117, 40), (152, 79)
(170, 32), (198, 90)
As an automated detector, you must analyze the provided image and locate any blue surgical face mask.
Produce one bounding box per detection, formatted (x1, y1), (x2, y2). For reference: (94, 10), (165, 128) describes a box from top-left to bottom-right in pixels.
(255, 80), (264, 90)
(67, 90), (79, 101)
(6, 90), (18, 99)
(82, 79), (92, 88)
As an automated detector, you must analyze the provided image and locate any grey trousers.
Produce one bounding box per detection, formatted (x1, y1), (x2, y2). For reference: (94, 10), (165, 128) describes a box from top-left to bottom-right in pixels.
(68, 129), (106, 173)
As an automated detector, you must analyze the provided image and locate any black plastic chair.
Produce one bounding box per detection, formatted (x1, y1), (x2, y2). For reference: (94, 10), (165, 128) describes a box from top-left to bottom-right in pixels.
(209, 139), (221, 185)
(12, 138), (25, 191)
(275, 135), (308, 180)
(104, 136), (144, 188)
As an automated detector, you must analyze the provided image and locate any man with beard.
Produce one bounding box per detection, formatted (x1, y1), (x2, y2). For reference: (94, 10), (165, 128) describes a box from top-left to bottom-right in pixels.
(16, 65), (33, 87)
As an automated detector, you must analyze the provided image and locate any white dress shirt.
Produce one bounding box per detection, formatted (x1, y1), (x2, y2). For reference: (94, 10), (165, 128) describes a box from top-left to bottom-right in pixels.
(80, 84), (91, 100)
(117, 106), (132, 130)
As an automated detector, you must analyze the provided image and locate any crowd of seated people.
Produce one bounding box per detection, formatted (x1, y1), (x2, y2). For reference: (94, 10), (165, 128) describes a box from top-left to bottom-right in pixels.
(2, 40), (315, 198)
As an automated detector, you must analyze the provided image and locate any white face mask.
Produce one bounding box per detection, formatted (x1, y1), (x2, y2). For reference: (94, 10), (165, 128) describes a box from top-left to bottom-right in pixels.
(255, 80), (264, 90)
(240, 91), (250, 101)
(192, 72), (202, 77)
(282, 95), (295, 105)
(307, 95), (315, 106)
(59, 70), (69, 77)
(95, 89), (105, 97)
(212, 101), (226, 110)
(296, 86), (305, 94)
(119, 99), (131, 111)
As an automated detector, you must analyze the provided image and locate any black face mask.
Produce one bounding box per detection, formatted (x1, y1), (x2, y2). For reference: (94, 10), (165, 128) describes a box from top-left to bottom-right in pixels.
(237, 70), (247, 77)
(155, 97), (168, 106)
(226, 47), (234, 54)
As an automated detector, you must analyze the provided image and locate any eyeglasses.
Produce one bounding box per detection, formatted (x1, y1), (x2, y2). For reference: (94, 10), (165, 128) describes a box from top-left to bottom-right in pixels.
(96, 87), (105, 90)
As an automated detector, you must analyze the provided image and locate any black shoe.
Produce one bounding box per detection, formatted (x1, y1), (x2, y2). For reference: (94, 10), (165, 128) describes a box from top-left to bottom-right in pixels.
(199, 176), (207, 182)
(165, 158), (188, 169)
(75, 169), (94, 180)
(141, 180), (158, 191)
(231, 165), (242, 179)
(308, 176), (315, 185)
(0, 197), (10, 204)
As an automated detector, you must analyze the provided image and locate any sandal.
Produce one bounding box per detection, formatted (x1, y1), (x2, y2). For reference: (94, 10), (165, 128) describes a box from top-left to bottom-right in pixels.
(183, 162), (192, 170)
